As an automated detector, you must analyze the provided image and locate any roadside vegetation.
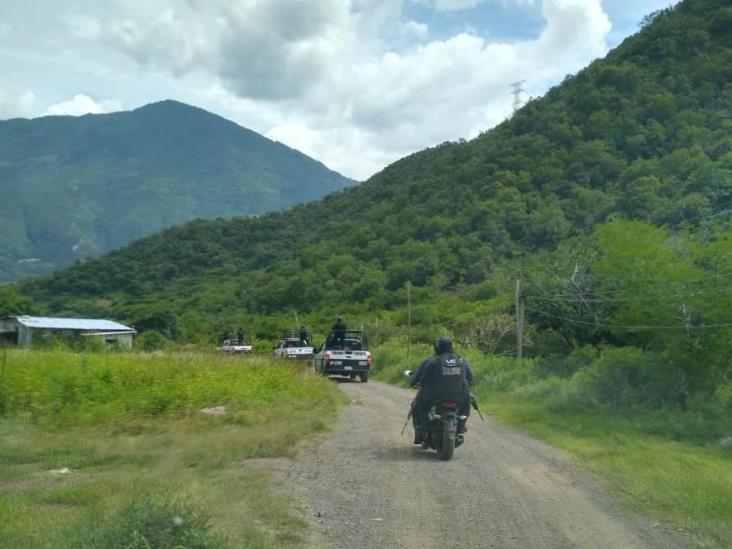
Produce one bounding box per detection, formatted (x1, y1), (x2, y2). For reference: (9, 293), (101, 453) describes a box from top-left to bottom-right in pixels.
(0, 349), (344, 548)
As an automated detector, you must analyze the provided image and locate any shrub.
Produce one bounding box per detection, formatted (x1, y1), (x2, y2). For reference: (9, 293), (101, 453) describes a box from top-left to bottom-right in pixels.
(135, 331), (172, 351)
(65, 497), (227, 549)
(570, 346), (653, 410)
(537, 345), (599, 378)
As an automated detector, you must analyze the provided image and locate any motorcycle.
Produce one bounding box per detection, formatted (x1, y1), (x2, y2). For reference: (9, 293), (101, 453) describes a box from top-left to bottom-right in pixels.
(420, 399), (467, 461)
(403, 369), (482, 461)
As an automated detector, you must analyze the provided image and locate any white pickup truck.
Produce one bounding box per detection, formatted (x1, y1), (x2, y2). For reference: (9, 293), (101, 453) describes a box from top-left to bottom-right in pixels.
(312, 330), (371, 382)
(217, 338), (253, 354)
(273, 336), (314, 360)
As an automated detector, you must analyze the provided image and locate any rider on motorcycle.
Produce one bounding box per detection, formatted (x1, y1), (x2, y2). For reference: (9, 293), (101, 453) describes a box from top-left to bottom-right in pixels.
(410, 336), (473, 444)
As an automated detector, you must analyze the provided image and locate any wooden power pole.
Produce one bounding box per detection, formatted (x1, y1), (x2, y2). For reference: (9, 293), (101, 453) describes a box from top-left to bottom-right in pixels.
(407, 281), (412, 361)
(515, 278), (524, 359)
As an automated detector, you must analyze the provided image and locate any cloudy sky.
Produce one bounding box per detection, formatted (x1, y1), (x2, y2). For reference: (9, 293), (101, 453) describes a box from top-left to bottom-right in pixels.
(0, 0), (677, 180)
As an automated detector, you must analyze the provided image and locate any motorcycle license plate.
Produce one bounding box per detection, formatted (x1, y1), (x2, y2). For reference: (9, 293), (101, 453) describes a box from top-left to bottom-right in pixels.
(344, 365), (352, 370)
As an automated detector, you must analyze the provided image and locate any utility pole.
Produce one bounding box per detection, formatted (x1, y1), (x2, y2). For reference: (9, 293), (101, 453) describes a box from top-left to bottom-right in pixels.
(515, 278), (524, 359)
(407, 281), (412, 361)
(510, 80), (526, 115)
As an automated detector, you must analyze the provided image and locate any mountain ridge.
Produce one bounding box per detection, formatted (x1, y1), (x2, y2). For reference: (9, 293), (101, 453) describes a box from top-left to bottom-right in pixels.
(0, 100), (354, 281)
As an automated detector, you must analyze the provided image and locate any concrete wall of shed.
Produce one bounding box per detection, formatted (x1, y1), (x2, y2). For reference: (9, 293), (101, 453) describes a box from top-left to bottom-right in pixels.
(96, 333), (134, 350)
(18, 325), (32, 346)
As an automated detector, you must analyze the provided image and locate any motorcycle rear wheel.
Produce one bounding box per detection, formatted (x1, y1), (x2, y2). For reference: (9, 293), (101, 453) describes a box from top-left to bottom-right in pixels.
(439, 429), (455, 461)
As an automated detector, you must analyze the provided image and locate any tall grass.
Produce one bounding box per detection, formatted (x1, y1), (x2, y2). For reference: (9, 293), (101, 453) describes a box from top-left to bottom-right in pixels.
(0, 350), (345, 548)
(1, 349), (339, 425)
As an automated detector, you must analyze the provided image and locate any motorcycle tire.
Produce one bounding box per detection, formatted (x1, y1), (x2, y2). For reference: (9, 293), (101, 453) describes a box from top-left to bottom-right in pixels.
(439, 426), (455, 461)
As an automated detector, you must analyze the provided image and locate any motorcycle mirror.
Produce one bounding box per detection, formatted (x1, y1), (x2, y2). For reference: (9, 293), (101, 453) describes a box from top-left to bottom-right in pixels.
(403, 370), (412, 377)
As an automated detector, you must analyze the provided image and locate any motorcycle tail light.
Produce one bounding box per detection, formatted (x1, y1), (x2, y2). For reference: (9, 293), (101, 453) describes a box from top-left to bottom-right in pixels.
(443, 402), (458, 409)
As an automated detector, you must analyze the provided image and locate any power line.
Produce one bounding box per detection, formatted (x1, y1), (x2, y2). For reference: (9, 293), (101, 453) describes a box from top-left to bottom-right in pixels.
(529, 271), (732, 300)
(526, 284), (732, 304)
(525, 306), (732, 331)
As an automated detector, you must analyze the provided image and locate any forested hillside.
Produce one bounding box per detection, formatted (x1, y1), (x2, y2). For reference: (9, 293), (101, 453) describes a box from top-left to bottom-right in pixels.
(0, 100), (354, 281)
(14, 0), (732, 406)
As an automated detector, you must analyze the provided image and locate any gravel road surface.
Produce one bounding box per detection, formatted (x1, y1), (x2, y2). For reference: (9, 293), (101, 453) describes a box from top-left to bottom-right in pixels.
(284, 380), (687, 549)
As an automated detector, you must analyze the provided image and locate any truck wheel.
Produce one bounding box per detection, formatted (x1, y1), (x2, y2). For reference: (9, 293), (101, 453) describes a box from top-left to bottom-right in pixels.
(360, 372), (369, 383)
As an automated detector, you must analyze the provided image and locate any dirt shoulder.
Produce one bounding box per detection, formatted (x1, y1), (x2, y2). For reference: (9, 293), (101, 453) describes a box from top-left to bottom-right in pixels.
(283, 380), (687, 549)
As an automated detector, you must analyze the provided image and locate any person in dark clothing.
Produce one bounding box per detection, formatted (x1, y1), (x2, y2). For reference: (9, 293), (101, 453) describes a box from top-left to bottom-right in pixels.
(237, 328), (245, 345)
(409, 336), (473, 445)
(299, 325), (309, 346)
(331, 316), (347, 348)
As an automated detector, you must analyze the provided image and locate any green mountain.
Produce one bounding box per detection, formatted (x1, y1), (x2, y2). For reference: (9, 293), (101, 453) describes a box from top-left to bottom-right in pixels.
(0, 100), (354, 282)
(18, 0), (732, 358)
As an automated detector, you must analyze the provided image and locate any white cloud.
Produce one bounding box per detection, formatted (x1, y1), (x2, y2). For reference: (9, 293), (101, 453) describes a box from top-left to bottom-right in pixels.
(415, 0), (537, 10)
(433, 0), (485, 10)
(43, 95), (122, 116)
(0, 89), (37, 119)
(0, 0), (619, 179)
(259, 0), (610, 178)
(402, 20), (430, 40)
(73, 0), (610, 179)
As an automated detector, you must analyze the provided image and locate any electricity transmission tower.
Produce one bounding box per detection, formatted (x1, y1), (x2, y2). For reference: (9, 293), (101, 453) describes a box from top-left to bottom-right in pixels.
(510, 80), (526, 115)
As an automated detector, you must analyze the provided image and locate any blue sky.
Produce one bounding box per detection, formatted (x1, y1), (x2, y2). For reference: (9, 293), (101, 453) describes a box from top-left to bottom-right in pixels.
(0, 0), (679, 179)
(402, 0), (675, 45)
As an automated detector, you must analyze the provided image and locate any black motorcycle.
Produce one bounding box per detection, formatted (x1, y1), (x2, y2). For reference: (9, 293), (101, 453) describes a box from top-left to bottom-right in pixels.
(419, 399), (467, 461)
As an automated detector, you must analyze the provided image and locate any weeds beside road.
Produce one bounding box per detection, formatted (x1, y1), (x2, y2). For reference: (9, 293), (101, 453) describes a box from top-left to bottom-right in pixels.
(0, 350), (345, 548)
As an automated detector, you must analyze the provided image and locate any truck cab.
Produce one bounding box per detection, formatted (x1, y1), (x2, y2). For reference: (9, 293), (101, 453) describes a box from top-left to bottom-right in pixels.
(273, 333), (314, 360)
(217, 337), (253, 354)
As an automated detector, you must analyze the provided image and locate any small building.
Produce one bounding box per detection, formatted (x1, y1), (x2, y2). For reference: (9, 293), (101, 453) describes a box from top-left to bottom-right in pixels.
(0, 316), (137, 349)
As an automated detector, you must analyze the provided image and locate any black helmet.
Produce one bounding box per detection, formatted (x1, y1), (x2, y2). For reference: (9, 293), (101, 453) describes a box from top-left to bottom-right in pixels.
(435, 336), (453, 355)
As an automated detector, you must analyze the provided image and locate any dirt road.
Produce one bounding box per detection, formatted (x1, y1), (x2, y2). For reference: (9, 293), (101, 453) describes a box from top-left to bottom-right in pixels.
(285, 380), (687, 549)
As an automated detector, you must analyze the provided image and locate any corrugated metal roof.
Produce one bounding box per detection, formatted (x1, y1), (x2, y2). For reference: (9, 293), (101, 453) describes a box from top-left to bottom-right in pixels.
(13, 316), (135, 332)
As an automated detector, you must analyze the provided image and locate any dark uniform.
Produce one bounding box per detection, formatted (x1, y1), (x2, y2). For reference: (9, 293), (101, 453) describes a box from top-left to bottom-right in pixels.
(331, 317), (347, 348)
(299, 326), (309, 346)
(410, 337), (473, 443)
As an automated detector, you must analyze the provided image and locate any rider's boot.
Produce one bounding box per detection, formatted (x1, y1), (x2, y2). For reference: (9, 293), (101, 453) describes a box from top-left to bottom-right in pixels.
(413, 429), (424, 444)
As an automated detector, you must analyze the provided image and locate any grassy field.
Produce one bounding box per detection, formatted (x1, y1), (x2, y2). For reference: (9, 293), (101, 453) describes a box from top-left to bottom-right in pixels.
(0, 349), (345, 549)
(372, 339), (732, 548)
